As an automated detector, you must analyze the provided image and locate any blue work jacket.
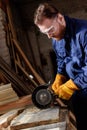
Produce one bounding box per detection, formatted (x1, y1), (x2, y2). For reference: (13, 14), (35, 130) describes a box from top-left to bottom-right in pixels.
(52, 16), (87, 89)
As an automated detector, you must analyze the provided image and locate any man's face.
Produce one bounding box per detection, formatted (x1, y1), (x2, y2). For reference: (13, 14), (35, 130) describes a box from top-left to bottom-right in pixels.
(38, 14), (66, 40)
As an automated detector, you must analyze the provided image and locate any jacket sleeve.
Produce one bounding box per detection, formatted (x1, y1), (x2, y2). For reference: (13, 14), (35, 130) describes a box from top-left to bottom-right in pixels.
(74, 31), (87, 89)
(56, 55), (66, 75)
(52, 39), (67, 76)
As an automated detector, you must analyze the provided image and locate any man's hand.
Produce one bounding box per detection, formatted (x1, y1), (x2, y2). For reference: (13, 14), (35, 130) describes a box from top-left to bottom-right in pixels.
(52, 74), (67, 94)
(53, 79), (79, 100)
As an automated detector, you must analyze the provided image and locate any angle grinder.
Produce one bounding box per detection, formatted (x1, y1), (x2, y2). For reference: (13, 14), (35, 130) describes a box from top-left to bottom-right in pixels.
(32, 83), (58, 109)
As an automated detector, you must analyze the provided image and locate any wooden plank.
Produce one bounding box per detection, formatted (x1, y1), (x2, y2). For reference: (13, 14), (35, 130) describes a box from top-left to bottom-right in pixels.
(11, 106), (59, 124)
(56, 98), (76, 124)
(68, 122), (77, 130)
(9, 106), (67, 130)
(6, 2), (45, 84)
(12, 38), (45, 85)
(0, 94), (18, 102)
(0, 71), (7, 83)
(0, 108), (24, 129)
(6, 3), (16, 39)
(0, 97), (19, 106)
(15, 60), (38, 87)
(0, 95), (32, 114)
(0, 88), (16, 96)
(20, 122), (66, 130)
(0, 83), (11, 90)
(0, 83), (19, 105)
(0, 57), (30, 96)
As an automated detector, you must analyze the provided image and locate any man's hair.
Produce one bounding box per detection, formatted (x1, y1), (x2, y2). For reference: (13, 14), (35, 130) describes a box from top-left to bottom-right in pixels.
(34, 3), (59, 25)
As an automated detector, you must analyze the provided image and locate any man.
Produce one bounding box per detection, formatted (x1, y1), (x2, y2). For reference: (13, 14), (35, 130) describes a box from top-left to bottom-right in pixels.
(34, 2), (87, 130)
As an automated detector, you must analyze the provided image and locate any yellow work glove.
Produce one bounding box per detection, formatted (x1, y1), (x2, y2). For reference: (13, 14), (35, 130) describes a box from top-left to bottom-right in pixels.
(52, 74), (67, 94)
(55, 79), (79, 100)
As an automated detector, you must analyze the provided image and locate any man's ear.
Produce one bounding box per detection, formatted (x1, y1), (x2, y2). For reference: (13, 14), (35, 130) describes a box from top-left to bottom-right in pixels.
(57, 13), (65, 25)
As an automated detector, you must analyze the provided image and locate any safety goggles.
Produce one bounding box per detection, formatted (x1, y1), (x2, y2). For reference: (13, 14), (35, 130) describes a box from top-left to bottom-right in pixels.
(40, 25), (56, 35)
(40, 17), (57, 35)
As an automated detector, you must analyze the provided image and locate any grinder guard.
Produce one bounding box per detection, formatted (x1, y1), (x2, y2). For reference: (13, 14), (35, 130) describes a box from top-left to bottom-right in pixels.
(32, 84), (55, 109)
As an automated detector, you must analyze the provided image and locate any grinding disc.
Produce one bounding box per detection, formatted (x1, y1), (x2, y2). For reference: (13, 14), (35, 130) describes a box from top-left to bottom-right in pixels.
(32, 85), (53, 109)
